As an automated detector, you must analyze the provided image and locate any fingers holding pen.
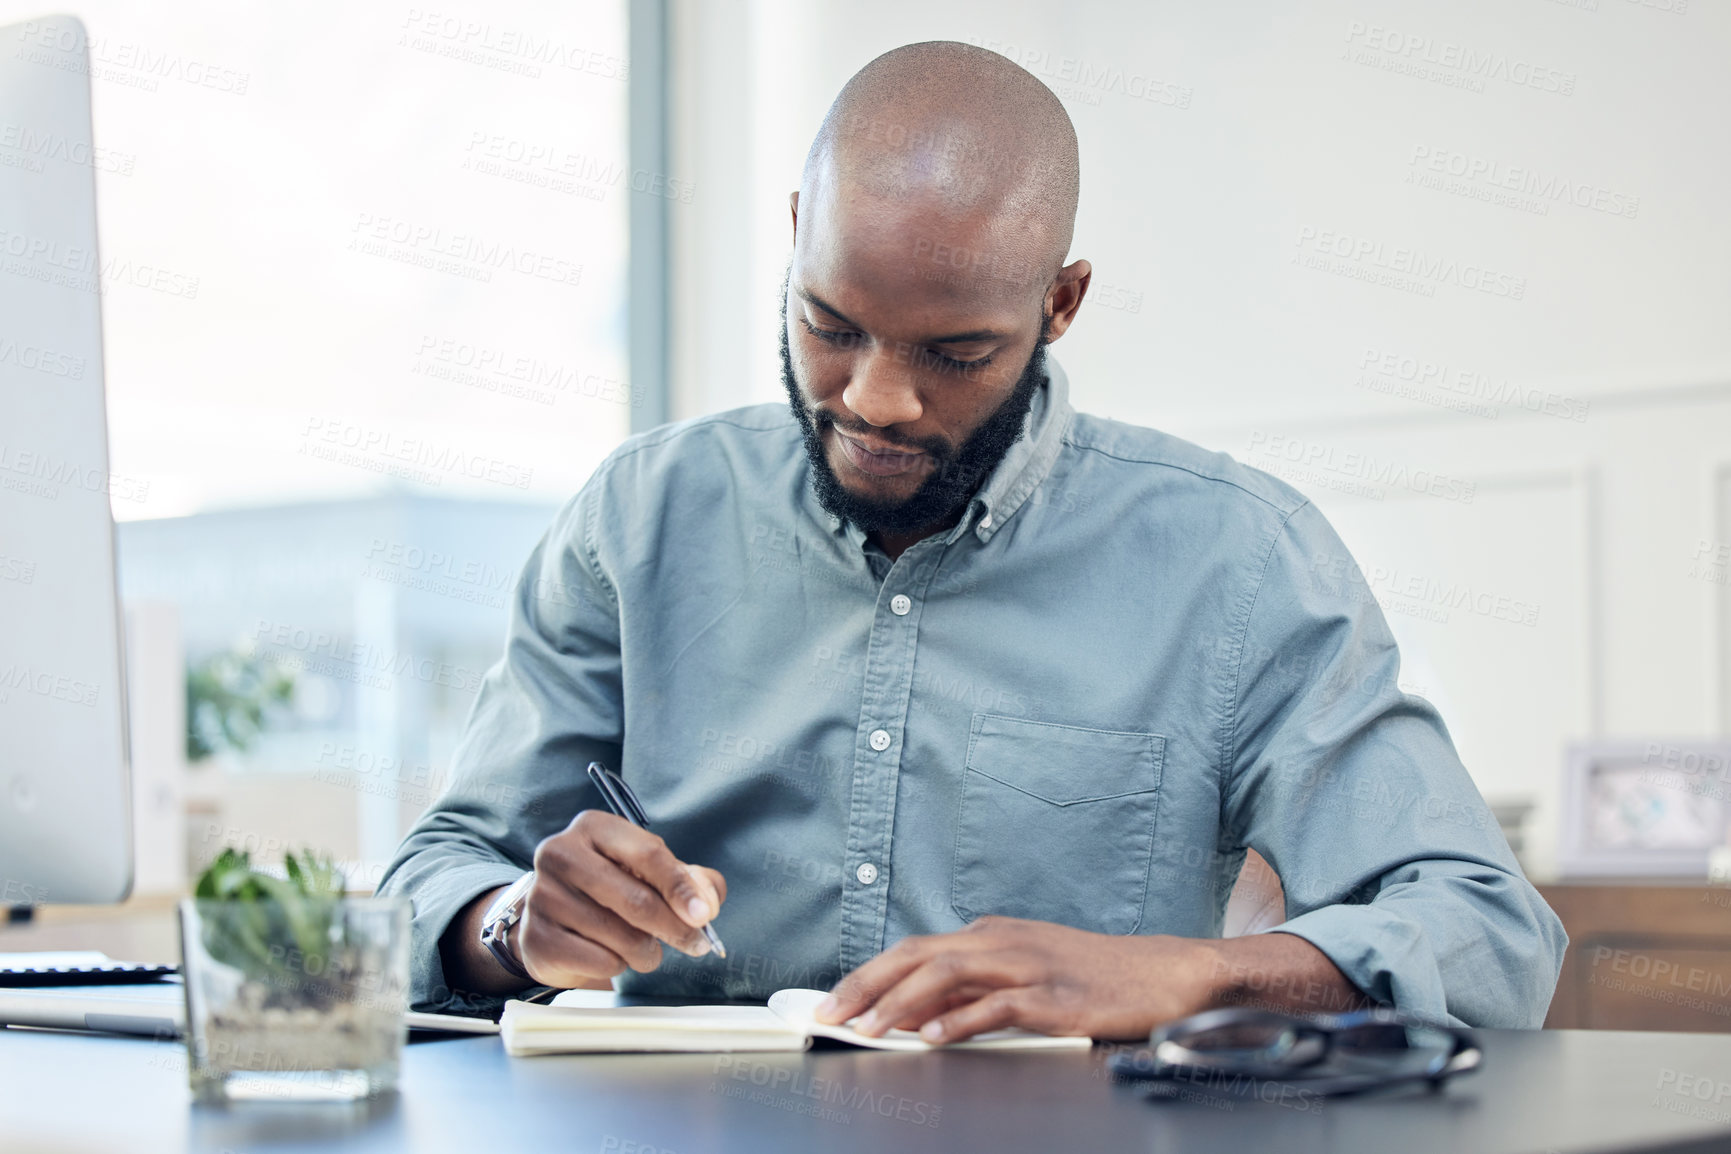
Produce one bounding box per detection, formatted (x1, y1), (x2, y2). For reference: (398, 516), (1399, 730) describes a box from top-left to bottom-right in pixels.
(535, 811), (725, 957)
(582, 762), (725, 930)
(586, 811), (725, 931)
(525, 876), (663, 974)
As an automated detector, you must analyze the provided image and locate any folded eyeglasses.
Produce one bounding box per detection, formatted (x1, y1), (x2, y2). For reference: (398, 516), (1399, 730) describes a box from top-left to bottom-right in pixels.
(1107, 1006), (1482, 1100)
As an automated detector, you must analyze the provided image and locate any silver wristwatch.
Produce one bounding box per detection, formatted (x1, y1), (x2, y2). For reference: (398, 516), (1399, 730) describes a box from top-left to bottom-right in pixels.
(478, 872), (536, 981)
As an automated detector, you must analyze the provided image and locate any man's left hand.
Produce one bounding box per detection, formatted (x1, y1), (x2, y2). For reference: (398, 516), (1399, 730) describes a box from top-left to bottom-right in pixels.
(816, 916), (1370, 1043)
(814, 916), (1221, 1043)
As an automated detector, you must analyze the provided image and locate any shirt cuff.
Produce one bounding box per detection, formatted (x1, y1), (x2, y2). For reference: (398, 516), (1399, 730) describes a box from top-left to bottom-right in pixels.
(399, 860), (533, 1015)
(1259, 904), (1459, 1027)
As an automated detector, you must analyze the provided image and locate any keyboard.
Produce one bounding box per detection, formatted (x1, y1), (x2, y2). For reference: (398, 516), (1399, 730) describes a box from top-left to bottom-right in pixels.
(0, 953), (177, 986)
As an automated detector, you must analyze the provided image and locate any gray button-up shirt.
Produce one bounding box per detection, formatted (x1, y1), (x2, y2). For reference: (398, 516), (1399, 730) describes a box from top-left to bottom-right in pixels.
(378, 359), (1565, 1028)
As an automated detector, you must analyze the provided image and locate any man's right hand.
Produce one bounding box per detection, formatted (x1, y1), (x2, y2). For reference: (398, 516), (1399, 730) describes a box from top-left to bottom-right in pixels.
(442, 810), (726, 994)
(517, 810), (727, 987)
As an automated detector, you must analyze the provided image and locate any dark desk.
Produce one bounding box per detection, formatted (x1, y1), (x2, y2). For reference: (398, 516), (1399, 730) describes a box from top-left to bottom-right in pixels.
(4, 1025), (1731, 1153)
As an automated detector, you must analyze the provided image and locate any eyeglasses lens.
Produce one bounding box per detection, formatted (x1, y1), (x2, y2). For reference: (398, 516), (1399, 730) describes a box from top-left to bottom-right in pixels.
(1169, 1019), (1313, 1068)
(1333, 1023), (1455, 1076)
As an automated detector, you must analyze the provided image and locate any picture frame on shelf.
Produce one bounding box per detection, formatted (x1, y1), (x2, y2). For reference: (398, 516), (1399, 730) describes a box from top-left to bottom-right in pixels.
(1558, 740), (1731, 879)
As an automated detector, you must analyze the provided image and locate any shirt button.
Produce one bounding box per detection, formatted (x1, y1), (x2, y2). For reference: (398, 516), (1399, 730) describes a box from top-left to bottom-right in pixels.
(869, 729), (891, 752)
(856, 862), (879, 885)
(890, 594), (911, 616)
(979, 513), (993, 528)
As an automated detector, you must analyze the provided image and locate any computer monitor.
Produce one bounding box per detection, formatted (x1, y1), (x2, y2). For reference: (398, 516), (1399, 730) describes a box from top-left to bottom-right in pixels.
(0, 15), (133, 905)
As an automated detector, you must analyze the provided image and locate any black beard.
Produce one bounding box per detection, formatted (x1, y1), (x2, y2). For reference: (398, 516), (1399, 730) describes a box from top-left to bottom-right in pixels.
(780, 298), (1049, 536)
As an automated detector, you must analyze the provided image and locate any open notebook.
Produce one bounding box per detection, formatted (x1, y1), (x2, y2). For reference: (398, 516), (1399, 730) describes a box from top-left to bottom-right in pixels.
(500, 988), (1094, 1056)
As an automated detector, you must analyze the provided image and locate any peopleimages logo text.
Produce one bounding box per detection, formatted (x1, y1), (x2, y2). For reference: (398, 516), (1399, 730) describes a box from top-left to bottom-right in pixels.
(1247, 431), (1477, 503)
(1343, 21), (1577, 95)
(349, 213), (582, 287)
(0, 336), (85, 379)
(299, 417), (534, 490)
(1294, 227), (1526, 300)
(1408, 146), (1639, 219)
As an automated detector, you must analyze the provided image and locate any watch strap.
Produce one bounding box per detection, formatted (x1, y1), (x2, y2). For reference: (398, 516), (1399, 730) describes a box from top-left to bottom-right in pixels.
(479, 872), (535, 981)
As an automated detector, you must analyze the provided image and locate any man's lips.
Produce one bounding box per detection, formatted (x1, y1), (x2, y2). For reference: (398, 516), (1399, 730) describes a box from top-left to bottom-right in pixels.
(832, 428), (928, 478)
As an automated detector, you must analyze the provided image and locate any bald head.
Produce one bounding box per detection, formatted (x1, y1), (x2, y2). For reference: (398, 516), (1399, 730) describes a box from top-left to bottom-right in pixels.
(782, 43), (1092, 545)
(800, 41), (1081, 285)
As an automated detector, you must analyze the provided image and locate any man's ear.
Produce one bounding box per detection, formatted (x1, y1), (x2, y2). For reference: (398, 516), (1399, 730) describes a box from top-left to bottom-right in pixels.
(1043, 258), (1092, 343)
(789, 191), (800, 240)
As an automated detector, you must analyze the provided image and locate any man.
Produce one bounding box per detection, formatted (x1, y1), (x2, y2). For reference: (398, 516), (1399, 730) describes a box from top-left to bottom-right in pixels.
(378, 41), (1565, 1041)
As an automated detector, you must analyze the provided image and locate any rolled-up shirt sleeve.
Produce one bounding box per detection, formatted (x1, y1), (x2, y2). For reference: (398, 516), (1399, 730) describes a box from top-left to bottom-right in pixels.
(1220, 502), (1567, 1028)
(375, 483), (623, 1013)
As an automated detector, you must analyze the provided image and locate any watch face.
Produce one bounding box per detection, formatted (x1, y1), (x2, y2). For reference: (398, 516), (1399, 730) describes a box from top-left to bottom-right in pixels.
(484, 889), (516, 926)
(486, 874), (533, 926)
(1585, 759), (1723, 851)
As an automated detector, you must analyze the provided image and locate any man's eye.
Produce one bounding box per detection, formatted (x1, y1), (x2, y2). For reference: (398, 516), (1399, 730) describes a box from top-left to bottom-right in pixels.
(800, 318), (859, 347)
(918, 347), (994, 373)
(801, 317), (993, 373)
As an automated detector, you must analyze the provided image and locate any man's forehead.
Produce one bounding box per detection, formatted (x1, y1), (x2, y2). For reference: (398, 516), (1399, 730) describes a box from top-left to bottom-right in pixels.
(796, 185), (1046, 330)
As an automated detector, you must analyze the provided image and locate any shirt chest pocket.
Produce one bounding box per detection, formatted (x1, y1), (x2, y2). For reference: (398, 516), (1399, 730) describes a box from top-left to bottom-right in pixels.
(952, 714), (1165, 936)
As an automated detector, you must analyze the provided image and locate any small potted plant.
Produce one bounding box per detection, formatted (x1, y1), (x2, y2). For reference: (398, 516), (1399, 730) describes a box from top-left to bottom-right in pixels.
(179, 848), (409, 1102)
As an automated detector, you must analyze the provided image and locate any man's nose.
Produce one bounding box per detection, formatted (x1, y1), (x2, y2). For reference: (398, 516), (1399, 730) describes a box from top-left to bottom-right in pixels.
(841, 347), (923, 428)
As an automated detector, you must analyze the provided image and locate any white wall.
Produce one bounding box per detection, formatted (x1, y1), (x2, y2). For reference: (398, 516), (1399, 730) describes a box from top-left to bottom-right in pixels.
(668, 0), (1731, 879)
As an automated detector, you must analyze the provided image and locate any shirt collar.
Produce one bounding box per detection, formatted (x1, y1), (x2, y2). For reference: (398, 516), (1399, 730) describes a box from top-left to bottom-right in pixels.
(826, 354), (1075, 549)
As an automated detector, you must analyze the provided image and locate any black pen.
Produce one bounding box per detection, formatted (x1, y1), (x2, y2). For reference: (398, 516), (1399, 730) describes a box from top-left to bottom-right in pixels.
(585, 760), (727, 959)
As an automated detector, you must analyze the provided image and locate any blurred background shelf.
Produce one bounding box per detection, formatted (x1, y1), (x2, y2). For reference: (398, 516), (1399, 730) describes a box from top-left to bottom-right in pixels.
(1539, 882), (1731, 1032)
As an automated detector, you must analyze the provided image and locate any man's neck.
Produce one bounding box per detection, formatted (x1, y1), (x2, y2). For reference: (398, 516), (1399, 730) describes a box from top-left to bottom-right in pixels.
(868, 505), (968, 562)
(869, 528), (926, 563)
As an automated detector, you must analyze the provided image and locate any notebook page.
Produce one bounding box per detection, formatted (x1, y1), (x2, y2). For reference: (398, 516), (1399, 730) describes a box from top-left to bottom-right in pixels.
(767, 989), (1093, 1052)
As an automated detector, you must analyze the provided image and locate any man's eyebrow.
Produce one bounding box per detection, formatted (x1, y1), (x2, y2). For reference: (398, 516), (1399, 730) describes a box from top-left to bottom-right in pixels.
(796, 287), (1006, 345)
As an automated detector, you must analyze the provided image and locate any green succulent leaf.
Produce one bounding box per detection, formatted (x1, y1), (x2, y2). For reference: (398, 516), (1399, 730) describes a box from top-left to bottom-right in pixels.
(192, 848), (348, 994)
